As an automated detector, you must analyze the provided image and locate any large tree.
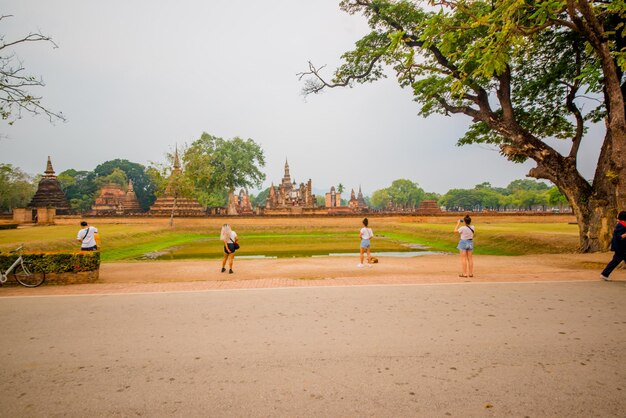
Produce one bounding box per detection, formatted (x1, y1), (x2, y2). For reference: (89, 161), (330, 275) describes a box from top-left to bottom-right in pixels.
(57, 169), (97, 212)
(183, 133), (266, 207)
(0, 163), (35, 212)
(300, 0), (626, 252)
(370, 178), (428, 209)
(0, 15), (64, 125)
(94, 159), (157, 211)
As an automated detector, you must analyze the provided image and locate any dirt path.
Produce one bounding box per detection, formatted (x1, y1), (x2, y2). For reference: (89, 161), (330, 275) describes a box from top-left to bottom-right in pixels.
(1, 252), (621, 297)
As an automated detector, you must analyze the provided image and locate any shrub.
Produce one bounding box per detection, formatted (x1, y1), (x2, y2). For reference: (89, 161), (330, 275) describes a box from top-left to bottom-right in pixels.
(0, 251), (100, 274)
(0, 224), (18, 230)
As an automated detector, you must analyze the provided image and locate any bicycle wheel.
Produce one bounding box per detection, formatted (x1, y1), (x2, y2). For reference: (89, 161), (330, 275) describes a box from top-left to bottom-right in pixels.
(14, 262), (46, 288)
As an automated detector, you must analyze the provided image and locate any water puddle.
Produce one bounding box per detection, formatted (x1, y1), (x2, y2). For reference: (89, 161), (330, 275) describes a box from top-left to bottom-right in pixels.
(320, 251), (448, 258)
(140, 249), (448, 260)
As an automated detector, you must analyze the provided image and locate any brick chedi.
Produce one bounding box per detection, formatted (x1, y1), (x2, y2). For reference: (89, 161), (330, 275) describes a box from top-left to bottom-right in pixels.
(149, 148), (206, 216)
(123, 179), (142, 212)
(91, 183), (126, 215)
(28, 156), (71, 214)
(91, 179), (143, 215)
(348, 186), (369, 212)
(416, 199), (442, 214)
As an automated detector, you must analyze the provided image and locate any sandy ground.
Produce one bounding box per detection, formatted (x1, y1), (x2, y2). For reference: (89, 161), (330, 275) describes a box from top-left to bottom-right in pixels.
(0, 252), (622, 297)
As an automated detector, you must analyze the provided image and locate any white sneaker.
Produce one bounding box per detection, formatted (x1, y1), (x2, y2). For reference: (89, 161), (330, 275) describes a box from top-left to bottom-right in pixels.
(366, 263), (373, 268)
(601, 274), (611, 281)
(357, 263), (364, 268)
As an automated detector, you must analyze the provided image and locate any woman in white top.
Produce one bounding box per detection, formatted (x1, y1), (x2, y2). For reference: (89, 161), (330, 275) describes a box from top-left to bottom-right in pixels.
(454, 215), (475, 277)
(220, 224), (238, 274)
(358, 218), (374, 267)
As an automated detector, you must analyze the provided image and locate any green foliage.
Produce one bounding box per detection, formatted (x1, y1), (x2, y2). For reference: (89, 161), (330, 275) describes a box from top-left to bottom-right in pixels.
(57, 159), (159, 212)
(0, 251), (100, 274)
(58, 169), (98, 212)
(0, 163), (35, 212)
(438, 179), (555, 211)
(183, 133), (266, 207)
(95, 168), (128, 189)
(94, 159), (157, 211)
(370, 179), (427, 209)
(507, 179), (549, 192)
(303, 0), (626, 245)
(251, 187), (271, 208)
(547, 186), (568, 207)
(369, 188), (391, 209)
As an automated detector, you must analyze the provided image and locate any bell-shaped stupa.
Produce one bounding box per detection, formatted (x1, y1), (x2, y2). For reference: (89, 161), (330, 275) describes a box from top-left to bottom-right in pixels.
(28, 156), (71, 214)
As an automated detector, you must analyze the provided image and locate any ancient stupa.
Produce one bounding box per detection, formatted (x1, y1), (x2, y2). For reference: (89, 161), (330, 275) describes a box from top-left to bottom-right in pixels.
(122, 179), (142, 212)
(91, 179), (142, 215)
(28, 156), (71, 214)
(149, 148), (205, 216)
(348, 186), (369, 212)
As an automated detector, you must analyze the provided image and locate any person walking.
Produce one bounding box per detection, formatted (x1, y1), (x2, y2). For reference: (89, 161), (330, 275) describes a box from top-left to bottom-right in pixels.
(358, 218), (373, 268)
(600, 211), (626, 281)
(220, 224), (238, 274)
(77, 221), (99, 251)
(454, 215), (474, 277)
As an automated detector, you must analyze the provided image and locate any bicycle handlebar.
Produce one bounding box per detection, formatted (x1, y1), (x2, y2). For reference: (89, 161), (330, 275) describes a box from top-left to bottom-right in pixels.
(10, 244), (24, 253)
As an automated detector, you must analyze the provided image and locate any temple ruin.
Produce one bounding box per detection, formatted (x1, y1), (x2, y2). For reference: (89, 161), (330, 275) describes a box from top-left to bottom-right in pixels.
(227, 189), (254, 215)
(91, 180), (142, 215)
(264, 159), (316, 214)
(28, 156), (71, 214)
(149, 148), (206, 216)
(348, 186), (368, 212)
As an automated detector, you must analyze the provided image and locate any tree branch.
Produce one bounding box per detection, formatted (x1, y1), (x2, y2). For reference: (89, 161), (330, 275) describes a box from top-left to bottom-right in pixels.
(297, 56), (383, 95)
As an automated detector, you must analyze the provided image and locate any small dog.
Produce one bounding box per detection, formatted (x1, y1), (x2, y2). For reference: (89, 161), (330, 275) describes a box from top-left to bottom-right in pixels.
(369, 257), (379, 264)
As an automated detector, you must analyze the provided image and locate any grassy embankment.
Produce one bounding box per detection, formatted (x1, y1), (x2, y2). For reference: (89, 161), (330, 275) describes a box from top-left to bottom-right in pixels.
(0, 215), (579, 262)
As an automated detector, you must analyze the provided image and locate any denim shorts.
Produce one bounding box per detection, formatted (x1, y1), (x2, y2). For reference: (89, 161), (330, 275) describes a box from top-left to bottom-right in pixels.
(360, 239), (371, 249)
(457, 239), (474, 251)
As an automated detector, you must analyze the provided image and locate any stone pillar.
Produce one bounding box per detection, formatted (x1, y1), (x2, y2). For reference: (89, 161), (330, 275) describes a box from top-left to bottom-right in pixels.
(12, 208), (33, 224)
(227, 192), (238, 216)
(36, 207), (56, 224)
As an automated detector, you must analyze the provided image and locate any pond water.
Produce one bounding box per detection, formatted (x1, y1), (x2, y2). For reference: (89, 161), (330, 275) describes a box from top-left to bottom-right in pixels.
(322, 251), (448, 257)
(141, 249), (448, 261)
(135, 238), (448, 261)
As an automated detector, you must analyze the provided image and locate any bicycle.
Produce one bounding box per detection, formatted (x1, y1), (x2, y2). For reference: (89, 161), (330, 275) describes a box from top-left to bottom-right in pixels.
(0, 245), (46, 288)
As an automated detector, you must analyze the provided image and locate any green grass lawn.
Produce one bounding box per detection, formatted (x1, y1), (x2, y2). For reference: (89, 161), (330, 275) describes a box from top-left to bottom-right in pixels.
(0, 217), (580, 261)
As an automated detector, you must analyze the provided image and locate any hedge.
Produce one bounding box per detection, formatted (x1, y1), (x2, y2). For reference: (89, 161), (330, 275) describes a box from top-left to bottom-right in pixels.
(0, 224), (18, 230)
(0, 251), (100, 274)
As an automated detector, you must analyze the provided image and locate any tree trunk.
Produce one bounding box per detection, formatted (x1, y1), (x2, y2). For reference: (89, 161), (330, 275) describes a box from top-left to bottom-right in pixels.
(576, 200), (615, 253)
(169, 196), (177, 228)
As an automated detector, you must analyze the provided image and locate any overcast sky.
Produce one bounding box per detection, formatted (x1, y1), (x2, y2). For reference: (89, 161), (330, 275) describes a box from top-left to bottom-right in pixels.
(1, 0), (603, 195)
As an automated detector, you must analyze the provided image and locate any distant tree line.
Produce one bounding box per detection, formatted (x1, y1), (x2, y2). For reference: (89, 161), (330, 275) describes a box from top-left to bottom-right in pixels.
(438, 180), (569, 212)
(366, 178), (568, 212)
(1, 162), (567, 214)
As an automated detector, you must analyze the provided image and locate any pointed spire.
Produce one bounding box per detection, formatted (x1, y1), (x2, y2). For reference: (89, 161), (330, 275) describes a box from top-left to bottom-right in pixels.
(44, 156), (55, 178)
(128, 179), (134, 192)
(173, 146), (181, 170)
(284, 158), (290, 178)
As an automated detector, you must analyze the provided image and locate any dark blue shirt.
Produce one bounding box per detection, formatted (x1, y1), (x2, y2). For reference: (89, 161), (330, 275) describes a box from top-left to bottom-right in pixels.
(610, 222), (626, 253)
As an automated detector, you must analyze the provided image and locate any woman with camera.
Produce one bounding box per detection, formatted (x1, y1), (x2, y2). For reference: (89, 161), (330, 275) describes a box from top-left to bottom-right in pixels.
(454, 215), (475, 277)
(220, 224), (238, 274)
